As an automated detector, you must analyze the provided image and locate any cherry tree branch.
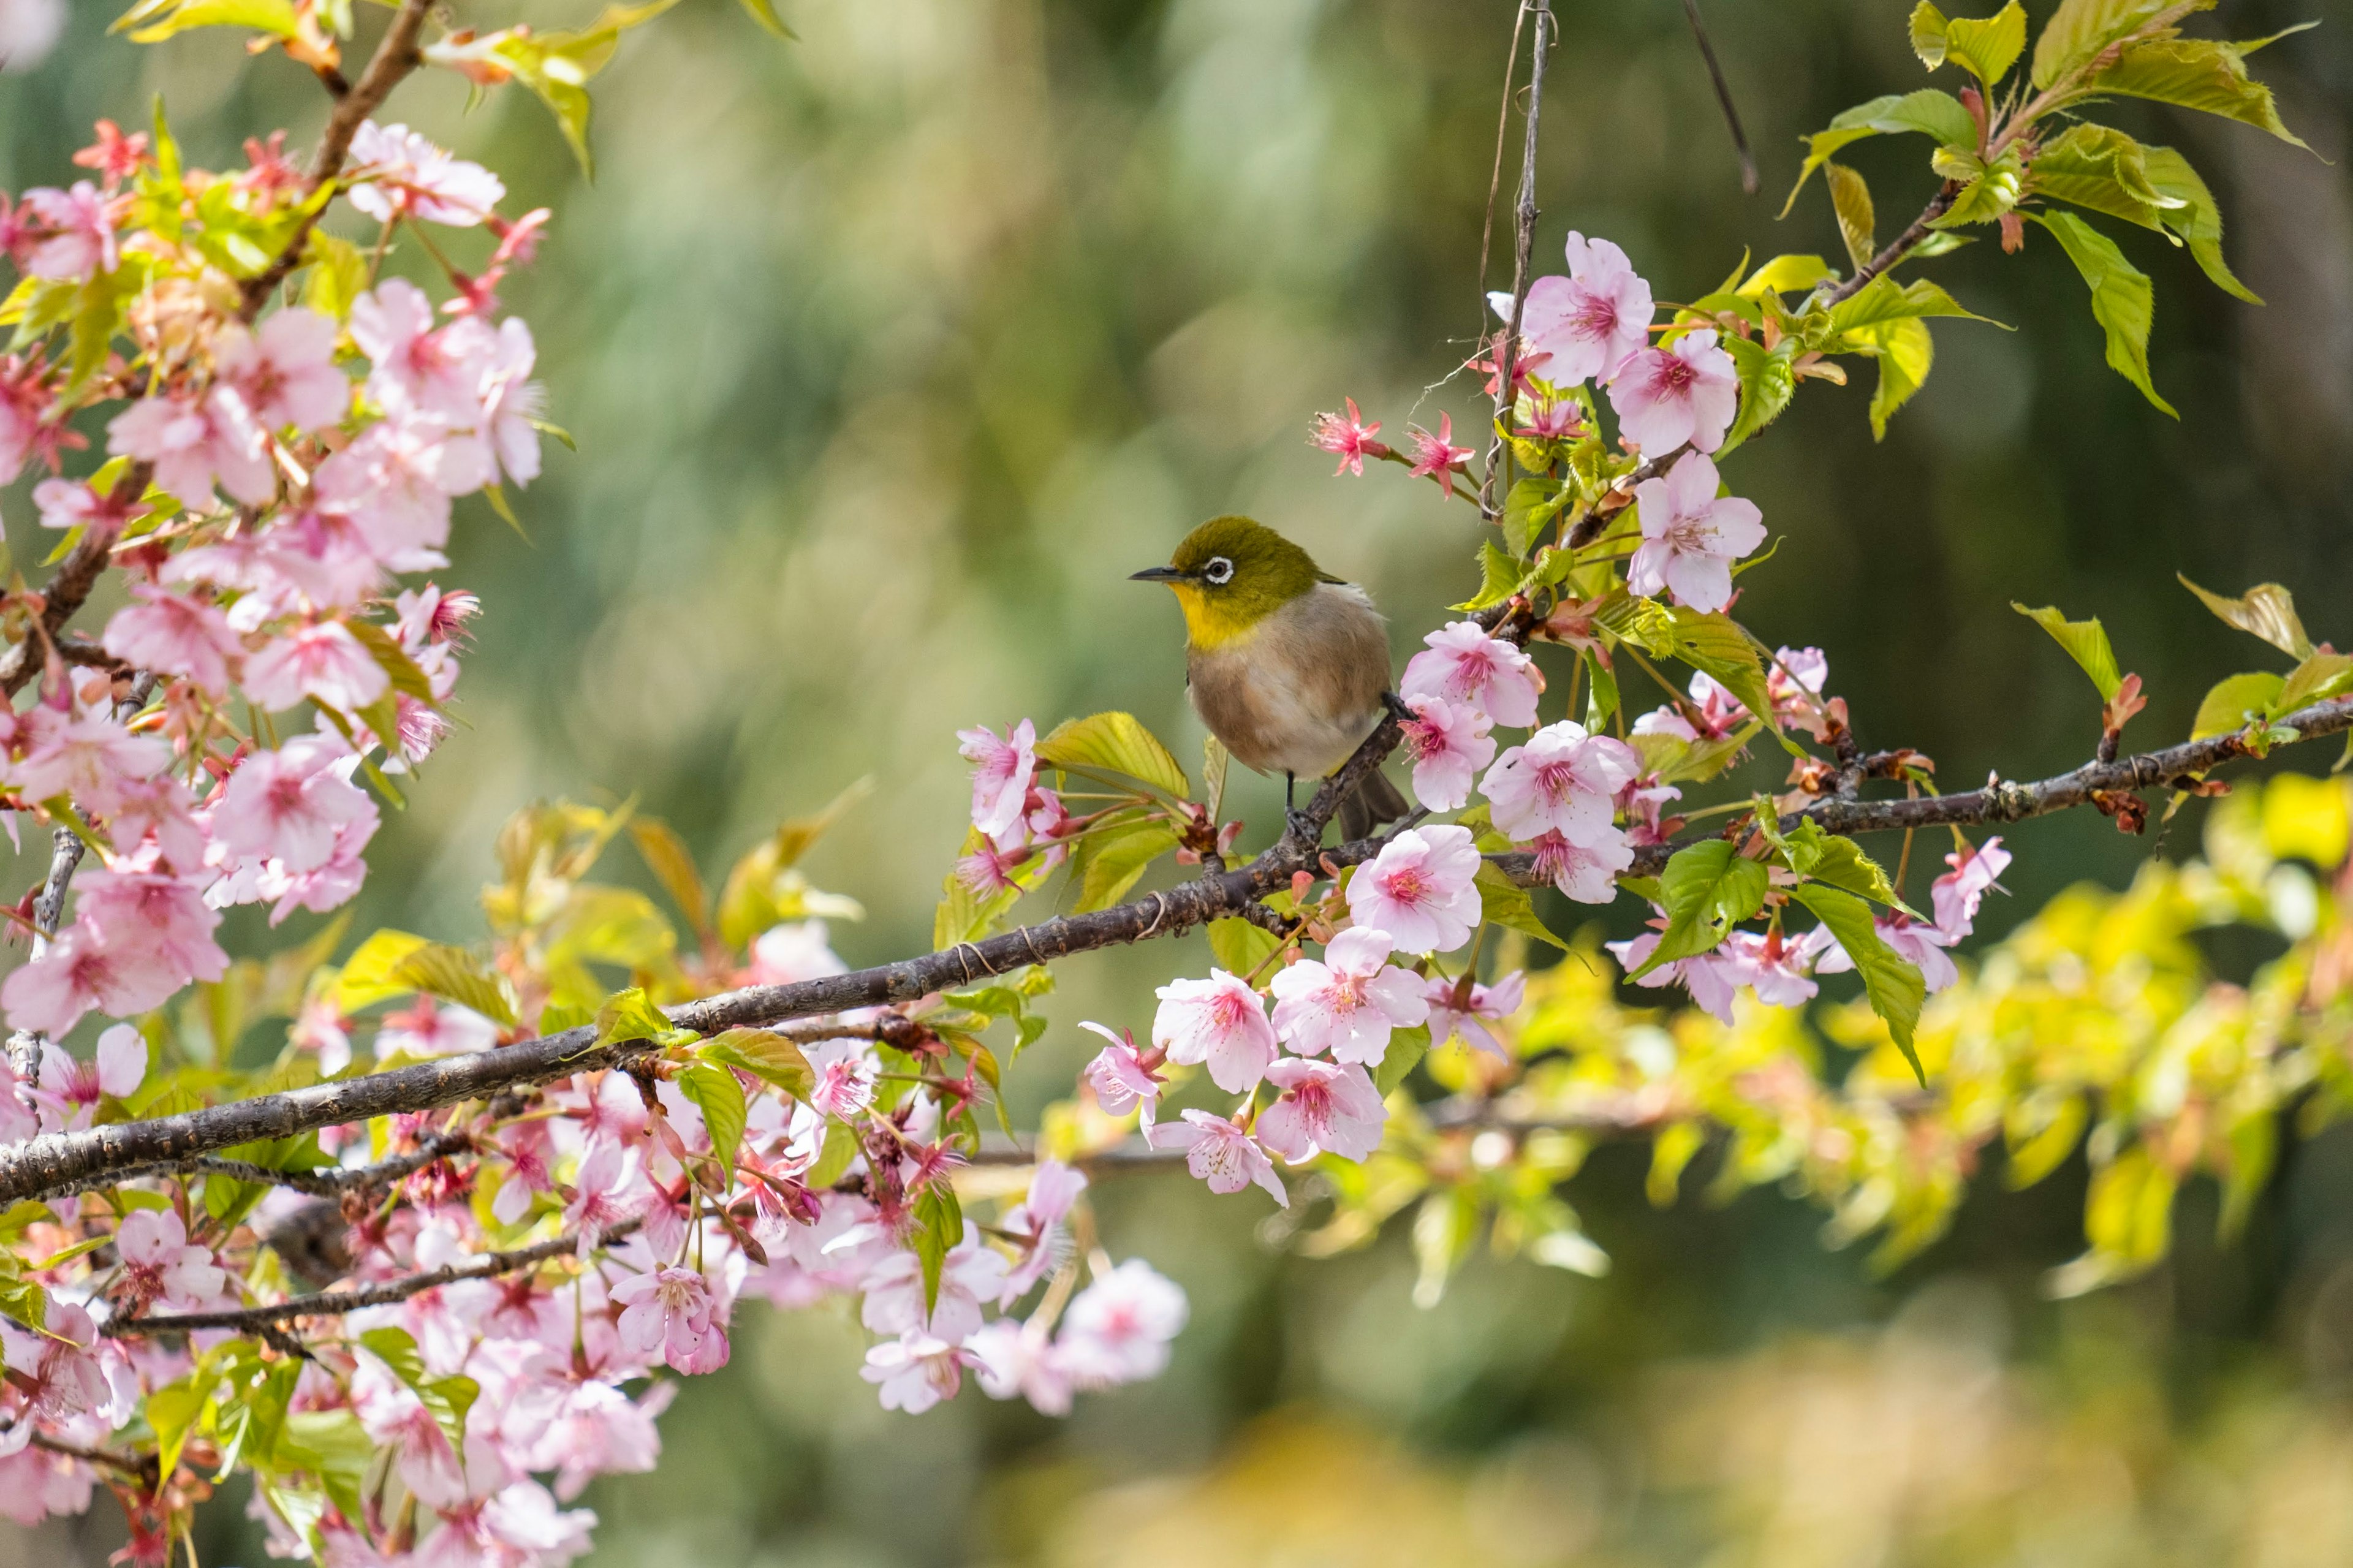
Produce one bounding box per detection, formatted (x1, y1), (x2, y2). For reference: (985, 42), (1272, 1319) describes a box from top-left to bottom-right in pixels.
(1479, 0), (1553, 521)
(106, 1218), (642, 1336)
(5, 694), (2347, 1208)
(1821, 183), (1960, 306)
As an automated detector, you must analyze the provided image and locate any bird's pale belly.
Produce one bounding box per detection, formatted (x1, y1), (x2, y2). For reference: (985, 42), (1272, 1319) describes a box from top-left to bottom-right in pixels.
(1184, 587), (1391, 778)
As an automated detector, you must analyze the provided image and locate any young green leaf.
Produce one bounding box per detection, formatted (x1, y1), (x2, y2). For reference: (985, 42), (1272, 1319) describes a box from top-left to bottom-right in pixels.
(1825, 162), (1877, 273)
(1789, 883), (1928, 1084)
(1632, 841), (1769, 977)
(593, 985), (692, 1049)
(2011, 602), (2124, 700)
(2139, 147), (2260, 304)
(385, 942), (517, 1029)
(1669, 610), (1778, 732)
(1374, 1023), (1431, 1096)
(1207, 916), (1282, 977)
(698, 1028), (814, 1098)
(911, 1181), (962, 1315)
(1781, 91), (1976, 216)
(2190, 672), (2286, 739)
(1074, 820), (1183, 912)
(2177, 576), (2312, 658)
(678, 1062), (748, 1172)
(2027, 210), (2174, 416)
(1941, 2), (2028, 84)
(2030, 0), (2200, 90)
(1035, 712), (1190, 798)
(2085, 37), (2309, 148)
(1474, 862), (1569, 952)
(1719, 335), (1798, 455)
(1863, 316), (1935, 441)
(1910, 1), (1951, 67)
(2277, 653), (2353, 714)
(2026, 123), (2180, 230)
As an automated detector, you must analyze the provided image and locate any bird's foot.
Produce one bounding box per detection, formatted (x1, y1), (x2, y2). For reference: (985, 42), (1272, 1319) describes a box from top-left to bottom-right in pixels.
(1381, 689), (1415, 723)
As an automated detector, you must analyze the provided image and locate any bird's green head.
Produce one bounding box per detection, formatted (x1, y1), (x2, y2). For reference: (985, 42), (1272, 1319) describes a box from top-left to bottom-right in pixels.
(1130, 515), (1338, 650)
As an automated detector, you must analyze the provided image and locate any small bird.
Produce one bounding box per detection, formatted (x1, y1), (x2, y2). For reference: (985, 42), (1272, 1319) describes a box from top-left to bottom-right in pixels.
(1132, 515), (1412, 841)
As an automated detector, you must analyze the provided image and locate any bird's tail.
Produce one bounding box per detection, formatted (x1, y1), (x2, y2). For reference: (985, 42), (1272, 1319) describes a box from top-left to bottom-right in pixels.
(1336, 767), (1412, 843)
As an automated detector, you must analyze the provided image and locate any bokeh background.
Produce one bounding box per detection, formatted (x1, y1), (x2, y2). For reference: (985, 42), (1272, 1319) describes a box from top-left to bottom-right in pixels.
(5, 0), (2353, 1560)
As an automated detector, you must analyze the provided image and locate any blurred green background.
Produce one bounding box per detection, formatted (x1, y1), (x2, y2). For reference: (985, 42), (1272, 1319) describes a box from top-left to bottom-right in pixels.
(5, 0), (2353, 1561)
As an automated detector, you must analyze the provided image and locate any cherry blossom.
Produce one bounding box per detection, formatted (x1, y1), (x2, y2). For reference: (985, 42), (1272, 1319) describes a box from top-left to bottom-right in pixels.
(862, 1332), (971, 1414)
(25, 1026), (145, 1131)
(1256, 1057), (1387, 1162)
(1626, 450), (1765, 614)
(563, 1139), (648, 1254)
(803, 1037), (877, 1118)
(347, 121), (506, 227)
(0, 0), (63, 74)
(31, 477), (139, 536)
(957, 718), (1037, 845)
(12, 706), (167, 815)
(1346, 824), (1483, 955)
(1767, 645), (1832, 733)
(212, 307), (348, 433)
(1632, 667), (1751, 742)
(612, 1264), (729, 1375)
(1482, 721), (1642, 844)
(209, 735), (376, 874)
(2, 919), (183, 1039)
(376, 995), (501, 1058)
(1268, 927), (1429, 1064)
(1501, 231), (1654, 385)
(1151, 1110), (1288, 1205)
(1607, 923), (1742, 1025)
(106, 388), (276, 509)
(1151, 969), (1278, 1093)
(20, 183), (115, 282)
(1609, 326), (1739, 455)
(1814, 914), (1961, 994)
(0, 1300), (112, 1423)
(967, 1320), (1074, 1415)
(860, 1222), (1011, 1342)
(114, 1209), (225, 1312)
(1310, 398), (1390, 475)
(1933, 836), (2011, 939)
(1078, 1021), (1164, 1129)
(1720, 929), (1821, 1009)
(1400, 621), (1544, 728)
(241, 620), (393, 713)
(1398, 694), (1495, 812)
(1405, 412), (1474, 490)
(99, 585), (243, 695)
(72, 868), (230, 993)
(1425, 969), (1525, 1058)
(1000, 1159), (1086, 1297)
(1056, 1258), (1189, 1387)
(72, 121), (150, 188)
(1526, 825), (1635, 903)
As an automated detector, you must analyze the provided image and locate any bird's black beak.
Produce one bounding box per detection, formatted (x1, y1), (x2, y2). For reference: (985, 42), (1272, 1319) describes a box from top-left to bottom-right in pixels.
(1129, 566), (1192, 583)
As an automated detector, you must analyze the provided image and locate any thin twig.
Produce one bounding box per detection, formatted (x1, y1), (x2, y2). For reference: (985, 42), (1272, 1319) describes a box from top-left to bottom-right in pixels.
(1680, 0), (1757, 195)
(1822, 184), (1959, 306)
(1479, 0), (1555, 523)
(1474, 1), (1531, 331)
(107, 1218), (643, 1336)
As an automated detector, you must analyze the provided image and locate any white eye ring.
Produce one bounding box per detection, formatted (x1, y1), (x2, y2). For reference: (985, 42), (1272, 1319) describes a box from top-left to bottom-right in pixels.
(1202, 556), (1234, 585)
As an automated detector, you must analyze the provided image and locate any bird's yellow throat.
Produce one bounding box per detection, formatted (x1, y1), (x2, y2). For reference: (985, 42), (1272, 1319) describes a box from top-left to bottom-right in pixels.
(1168, 582), (1267, 652)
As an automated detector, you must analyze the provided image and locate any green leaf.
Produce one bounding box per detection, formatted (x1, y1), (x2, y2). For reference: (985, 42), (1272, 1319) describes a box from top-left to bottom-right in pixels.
(1207, 916), (1281, 977)
(1734, 254), (1837, 297)
(1863, 316), (1935, 441)
(1930, 148), (2026, 227)
(1781, 90), (1976, 217)
(357, 1327), (478, 1454)
(146, 1377), (210, 1484)
(298, 230), (369, 322)
(344, 620), (438, 702)
(934, 849), (1022, 950)
(1632, 841), (1769, 977)
(2027, 123), (2180, 230)
(1669, 610), (1777, 731)
(2278, 652), (2353, 714)
(2012, 602), (2124, 700)
(2006, 1093), (2090, 1187)
(698, 1028), (813, 1097)
(2139, 146), (2259, 304)
(1583, 649), (1620, 730)
(331, 930), (431, 1010)
(2191, 672), (2286, 739)
(1455, 539), (1523, 613)
(1500, 476), (1567, 559)
(1035, 711), (1189, 798)
(733, 0), (795, 37)
(593, 985), (692, 1048)
(116, 0), (299, 42)
(808, 1116), (859, 1187)
(2027, 209), (2174, 416)
(1827, 275), (1997, 336)
(678, 1062), (748, 1171)
(1074, 820), (1182, 912)
(1941, 1), (2028, 83)
(1789, 883), (1927, 1084)
(2177, 576), (2313, 658)
(1719, 335), (1798, 456)
(1909, 1), (1951, 67)
(385, 942), (517, 1029)
(438, 1), (682, 177)
(629, 817), (711, 940)
(2085, 36), (2309, 147)
(274, 1411), (375, 1529)
(1777, 819), (1904, 906)
(1825, 162), (1876, 273)
(911, 1181), (962, 1315)
(1203, 735), (1231, 823)
(1374, 1023), (1430, 1096)
(2031, 0), (2205, 89)
(1474, 862), (1570, 952)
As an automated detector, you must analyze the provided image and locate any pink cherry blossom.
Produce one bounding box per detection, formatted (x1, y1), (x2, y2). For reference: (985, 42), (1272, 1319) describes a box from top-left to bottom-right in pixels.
(475, 316), (545, 485)
(1056, 1257), (1188, 1387)
(1609, 327), (1739, 455)
(1425, 969), (1525, 1058)
(1398, 694), (1495, 812)
(747, 920), (846, 985)
(1932, 836), (2010, 941)
(26, 1026), (145, 1132)
(861, 1332), (971, 1414)
(1151, 1110), (1287, 1206)
(1506, 232), (1654, 385)
(1309, 398), (1390, 475)
(350, 280), (494, 426)
(1481, 721), (1642, 845)
(0, 1298), (112, 1423)
(1078, 1021), (1164, 1129)
(1719, 929), (1821, 1009)
(1813, 914), (1961, 994)
(1001, 1158), (1086, 1297)
(106, 388), (276, 509)
(860, 1223), (1010, 1342)
(968, 1320), (1074, 1415)
(347, 122), (506, 227)
(1607, 925), (1743, 1025)
(31, 477), (138, 536)
(1526, 824), (1634, 903)
(563, 1138), (648, 1255)
(612, 1265), (729, 1374)
(241, 619), (393, 713)
(1399, 621), (1543, 728)
(20, 183), (115, 282)
(956, 718), (1037, 845)
(1256, 1057), (1386, 1162)
(73, 868), (230, 992)
(1268, 927), (1429, 1064)
(115, 1208), (226, 1312)
(1346, 824), (1483, 955)
(376, 995), (499, 1058)
(1404, 412), (1474, 491)
(11, 706), (167, 815)
(1151, 969), (1277, 1093)
(212, 307), (349, 433)
(311, 416), (468, 567)
(803, 1037), (876, 1118)
(1626, 451), (1765, 614)
(208, 734), (373, 875)
(2, 920), (184, 1040)
(1768, 645), (1831, 732)
(99, 585), (242, 695)
(1632, 667), (1750, 742)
